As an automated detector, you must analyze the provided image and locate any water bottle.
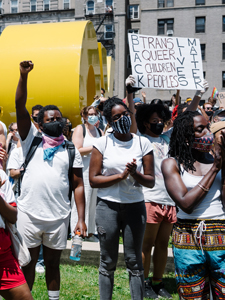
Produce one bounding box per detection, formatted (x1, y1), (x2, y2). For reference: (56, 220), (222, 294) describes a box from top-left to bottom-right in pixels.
(70, 232), (82, 261)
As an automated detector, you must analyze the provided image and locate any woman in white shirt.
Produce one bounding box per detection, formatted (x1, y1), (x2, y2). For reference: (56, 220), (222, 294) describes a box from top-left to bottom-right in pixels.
(162, 110), (225, 300)
(89, 97), (155, 300)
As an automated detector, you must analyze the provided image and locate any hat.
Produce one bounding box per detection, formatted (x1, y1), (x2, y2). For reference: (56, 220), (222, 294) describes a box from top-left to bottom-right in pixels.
(185, 97), (192, 103)
(133, 97), (143, 104)
(210, 121), (225, 134)
(213, 108), (225, 117)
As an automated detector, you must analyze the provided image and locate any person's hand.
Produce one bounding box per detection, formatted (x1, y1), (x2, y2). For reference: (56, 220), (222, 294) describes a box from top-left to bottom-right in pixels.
(195, 79), (209, 98)
(125, 75), (136, 87)
(95, 120), (100, 128)
(7, 132), (14, 140)
(120, 168), (129, 180)
(141, 91), (146, 98)
(74, 220), (87, 238)
(125, 75), (141, 94)
(0, 148), (8, 163)
(126, 158), (137, 176)
(20, 61), (34, 76)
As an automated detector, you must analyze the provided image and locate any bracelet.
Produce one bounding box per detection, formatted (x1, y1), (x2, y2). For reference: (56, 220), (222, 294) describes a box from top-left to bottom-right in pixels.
(197, 183), (209, 192)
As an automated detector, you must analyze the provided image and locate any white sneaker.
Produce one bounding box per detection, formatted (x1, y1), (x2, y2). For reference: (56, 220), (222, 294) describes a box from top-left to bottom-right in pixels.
(35, 261), (45, 273)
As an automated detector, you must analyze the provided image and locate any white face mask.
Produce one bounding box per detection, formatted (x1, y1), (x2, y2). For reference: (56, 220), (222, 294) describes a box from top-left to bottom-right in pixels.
(14, 131), (20, 139)
(88, 115), (99, 125)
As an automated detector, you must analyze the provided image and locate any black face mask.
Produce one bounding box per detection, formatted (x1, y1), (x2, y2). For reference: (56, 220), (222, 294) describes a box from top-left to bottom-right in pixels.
(32, 116), (38, 123)
(42, 121), (64, 137)
(149, 122), (164, 135)
(206, 111), (213, 117)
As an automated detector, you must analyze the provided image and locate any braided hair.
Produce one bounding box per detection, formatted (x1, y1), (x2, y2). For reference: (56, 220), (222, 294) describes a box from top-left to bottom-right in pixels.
(168, 110), (200, 172)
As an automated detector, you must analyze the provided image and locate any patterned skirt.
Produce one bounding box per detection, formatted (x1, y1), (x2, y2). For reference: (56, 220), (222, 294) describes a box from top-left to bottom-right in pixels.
(172, 218), (225, 300)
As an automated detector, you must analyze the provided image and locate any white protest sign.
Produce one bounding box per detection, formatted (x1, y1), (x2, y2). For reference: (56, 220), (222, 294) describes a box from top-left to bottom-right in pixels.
(218, 92), (225, 108)
(128, 33), (204, 90)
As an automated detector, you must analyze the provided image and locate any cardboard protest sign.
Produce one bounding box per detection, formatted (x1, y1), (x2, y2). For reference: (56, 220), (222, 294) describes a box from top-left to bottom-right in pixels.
(128, 33), (204, 90)
(218, 92), (225, 108)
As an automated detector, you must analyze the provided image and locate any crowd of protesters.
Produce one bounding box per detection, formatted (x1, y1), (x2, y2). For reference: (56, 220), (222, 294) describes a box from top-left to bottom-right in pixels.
(0, 61), (225, 300)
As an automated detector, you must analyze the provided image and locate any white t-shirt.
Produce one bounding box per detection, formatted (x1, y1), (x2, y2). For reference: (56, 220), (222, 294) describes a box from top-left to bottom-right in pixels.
(143, 129), (175, 206)
(17, 123), (83, 221)
(94, 133), (153, 203)
(0, 169), (16, 229)
(7, 147), (23, 170)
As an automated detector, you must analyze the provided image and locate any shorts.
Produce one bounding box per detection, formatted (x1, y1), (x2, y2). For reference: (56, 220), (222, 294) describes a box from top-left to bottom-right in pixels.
(173, 219), (225, 299)
(0, 229), (26, 290)
(17, 209), (70, 250)
(145, 202), (177, 224)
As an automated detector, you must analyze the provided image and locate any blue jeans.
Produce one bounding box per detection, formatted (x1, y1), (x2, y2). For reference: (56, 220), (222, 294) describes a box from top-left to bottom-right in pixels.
(95, 198), (146, 300)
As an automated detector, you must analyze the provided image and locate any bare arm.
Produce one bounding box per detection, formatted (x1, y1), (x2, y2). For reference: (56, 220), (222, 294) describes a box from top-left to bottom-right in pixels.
(72, 167), (87, 237)
(72, 125), (93, 156)
(198, 105), (209, 122)
(127, 91), (137, 134)
(126, 152), (155, 188)
(161, 157), (221, 214)
(89, 147), (129, 188)
(141, 91), (146, 104)
(186, 95), (201, 112)
(15, 61), (34, 141)
(186, 80), (209, 112)
(0, 124), (6, 150)
(175, 90), (180, 106)
(9, 169), (21, 179)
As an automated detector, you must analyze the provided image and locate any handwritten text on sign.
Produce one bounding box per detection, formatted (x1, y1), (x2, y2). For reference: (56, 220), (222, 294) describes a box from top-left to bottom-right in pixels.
(128, 34), (204, 90)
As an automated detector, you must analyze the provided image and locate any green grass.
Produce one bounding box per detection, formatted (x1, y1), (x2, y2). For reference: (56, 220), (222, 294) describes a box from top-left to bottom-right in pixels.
(31, 264), (179, 300)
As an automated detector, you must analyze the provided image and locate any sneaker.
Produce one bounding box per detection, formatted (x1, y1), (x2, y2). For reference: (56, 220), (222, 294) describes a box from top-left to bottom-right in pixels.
(144, 279), (159, 299)
(35, 259), (45, 274)
(152, 282), (172, 299)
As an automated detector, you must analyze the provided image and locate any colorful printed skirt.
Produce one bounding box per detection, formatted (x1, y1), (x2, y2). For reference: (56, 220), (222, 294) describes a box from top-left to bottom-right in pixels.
(172, 219), (225, 300)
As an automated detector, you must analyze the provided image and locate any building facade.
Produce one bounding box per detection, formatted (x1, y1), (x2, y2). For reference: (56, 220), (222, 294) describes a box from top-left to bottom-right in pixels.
(0, 0), (225, 101)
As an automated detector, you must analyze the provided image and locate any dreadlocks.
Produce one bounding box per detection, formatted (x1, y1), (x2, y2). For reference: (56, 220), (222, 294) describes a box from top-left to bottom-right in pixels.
(168, 110), (200, 172)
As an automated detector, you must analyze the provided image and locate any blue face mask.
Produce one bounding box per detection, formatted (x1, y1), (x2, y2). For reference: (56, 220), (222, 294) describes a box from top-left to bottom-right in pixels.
(88, 115), (98, 125)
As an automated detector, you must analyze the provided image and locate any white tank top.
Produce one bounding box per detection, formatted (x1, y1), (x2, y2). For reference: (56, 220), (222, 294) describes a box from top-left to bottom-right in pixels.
(82, 126), (100, 172)
(178, 166), (225, 220)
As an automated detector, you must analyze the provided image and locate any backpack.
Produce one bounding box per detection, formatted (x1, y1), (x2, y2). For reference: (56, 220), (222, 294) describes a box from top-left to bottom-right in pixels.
(17, 131), (75, 200)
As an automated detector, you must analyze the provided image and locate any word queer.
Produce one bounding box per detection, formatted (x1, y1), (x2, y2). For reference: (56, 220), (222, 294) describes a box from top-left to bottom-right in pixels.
(128, 34), (204, 90)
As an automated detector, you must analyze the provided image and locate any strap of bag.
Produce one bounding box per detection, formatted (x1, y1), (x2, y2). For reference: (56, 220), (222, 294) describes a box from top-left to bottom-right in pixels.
(18, 131), (42, 196)
(97, 127), (102, 137)
(7, 139), (12, 154)
(81, 124), (86, 138)
(160, 134), (170, 144)
(64, 140), (76, 200)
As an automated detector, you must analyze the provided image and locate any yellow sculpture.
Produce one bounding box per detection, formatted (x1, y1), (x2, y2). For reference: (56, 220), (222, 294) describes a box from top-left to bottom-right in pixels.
(0, 21), (114, 127)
